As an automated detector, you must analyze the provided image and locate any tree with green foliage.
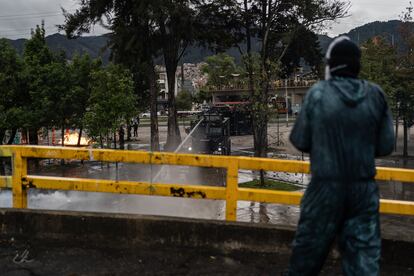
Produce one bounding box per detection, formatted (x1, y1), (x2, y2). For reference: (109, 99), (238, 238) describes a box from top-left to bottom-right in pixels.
(153, 0), (201, 150)
(201, 53), (241, 88)
(360, 36), (400, 151)
(0, 39), (24, 145)
(248, 0), (347, 163)
(193, 89), (211, 104)
(395, 3), (414, 157)
(62, 0), (209, 151)
(63, 1), (261, 151)
(22, 24), (81, 147)
(201, 0), (348, 185)
(360, 37), (397, 96)
(22, 23), (55, 144)
(42, 60), (71, 146)
(62, 1), (160, 151)
(69, 53), (102, 146)
(176, 90), (193, 110)
(83, 64), (136, 149)
(279, 26), (323, 78)
(217, 0), (346, 153)
(0, 104), (6, 174)
(0, 105), (5, 144)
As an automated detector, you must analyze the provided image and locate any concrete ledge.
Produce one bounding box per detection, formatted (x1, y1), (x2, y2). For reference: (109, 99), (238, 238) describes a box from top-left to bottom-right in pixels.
(0, 208), (413, 267)
(0, 208), (295, 254)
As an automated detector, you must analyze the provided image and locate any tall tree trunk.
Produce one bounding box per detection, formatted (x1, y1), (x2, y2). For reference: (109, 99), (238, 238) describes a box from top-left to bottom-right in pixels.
(181, 63), (185, 91)
(165, 58), (181, 151)
(119, 126), (125, 150)
(253, 84), (269, 186)
(403, 118), (408, 157)
(0, 129), (4, 145)
(159, 14), (183, 152)
(243, 3), (267, 154)
(28, 128), (39, 168)
(395, 115), (399, 151)
(244, 0), (267, 184)
(244, 0), (254, 99)
(253, 74), (270, 160)
(0, 158), (4, 175)
(126, 122), (131, 141)
(99, 134), (104, 149)
(77, 126), (83, 147)
(61, 124), (65, 165)
(61, 125), (65, 147)
(149, 61), (160, 151)
(0, 129), (5, 175)
(106, 132), (111, 168)
(106, 133), (111, 149)
(29, 129), (38, 145)
(253, 0), (272, 186)
(78, 126), (84, 164)
(22, 129), (28, 144)
(113, 131), (117, 149)
(253, 91), (269, 157)
(6, 128), (17, 145)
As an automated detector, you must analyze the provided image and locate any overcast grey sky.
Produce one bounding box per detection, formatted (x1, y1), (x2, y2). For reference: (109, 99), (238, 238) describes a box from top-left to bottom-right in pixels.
(0, 0), (104, 39)
(329, 0), (410, 35)
(0, 0), (411, 39)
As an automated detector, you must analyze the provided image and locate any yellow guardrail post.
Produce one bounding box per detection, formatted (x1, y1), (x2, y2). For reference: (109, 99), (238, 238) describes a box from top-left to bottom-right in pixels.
(12, 149), (27, 208)
(225, 160), (239, 221)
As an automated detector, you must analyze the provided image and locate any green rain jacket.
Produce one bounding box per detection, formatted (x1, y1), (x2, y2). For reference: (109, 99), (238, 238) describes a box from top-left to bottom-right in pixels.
(290, 77), (394, 181)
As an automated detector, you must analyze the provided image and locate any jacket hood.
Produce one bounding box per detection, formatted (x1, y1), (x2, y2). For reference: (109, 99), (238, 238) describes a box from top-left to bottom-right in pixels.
(330, 77), (367, 106)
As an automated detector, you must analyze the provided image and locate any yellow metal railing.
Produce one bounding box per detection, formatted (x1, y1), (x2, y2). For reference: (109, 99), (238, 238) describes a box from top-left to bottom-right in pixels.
(1, 145), (414, 220)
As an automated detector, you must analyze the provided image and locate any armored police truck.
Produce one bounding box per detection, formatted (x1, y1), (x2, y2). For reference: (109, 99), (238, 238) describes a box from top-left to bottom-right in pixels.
(188, 111), (231, 155)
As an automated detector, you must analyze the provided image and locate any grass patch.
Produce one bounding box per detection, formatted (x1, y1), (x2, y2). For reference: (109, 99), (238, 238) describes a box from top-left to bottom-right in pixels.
(239, 179), (300, 191)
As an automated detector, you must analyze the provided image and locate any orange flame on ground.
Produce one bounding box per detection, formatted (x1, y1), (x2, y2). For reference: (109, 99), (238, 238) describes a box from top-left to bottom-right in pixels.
(57, 132), (91, 146)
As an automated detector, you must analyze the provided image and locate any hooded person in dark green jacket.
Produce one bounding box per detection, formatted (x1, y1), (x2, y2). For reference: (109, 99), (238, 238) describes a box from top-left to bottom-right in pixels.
(287, 36), (394, 276)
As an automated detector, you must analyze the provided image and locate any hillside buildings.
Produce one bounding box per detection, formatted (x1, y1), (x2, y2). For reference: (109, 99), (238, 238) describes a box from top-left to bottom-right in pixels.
(156, 63), (206, 111)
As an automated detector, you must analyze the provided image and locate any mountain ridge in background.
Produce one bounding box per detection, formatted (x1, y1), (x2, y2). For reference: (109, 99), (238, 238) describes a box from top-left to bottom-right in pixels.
(3, 20), (411, 64)
(5, 33), (111, 62)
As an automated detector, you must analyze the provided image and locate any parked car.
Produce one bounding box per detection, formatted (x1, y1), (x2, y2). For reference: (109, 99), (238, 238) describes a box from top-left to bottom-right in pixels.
(140, 112), (150, 118)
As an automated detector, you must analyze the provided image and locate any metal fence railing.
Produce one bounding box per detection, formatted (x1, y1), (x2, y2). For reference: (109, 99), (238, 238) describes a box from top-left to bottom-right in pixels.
(1, 145), (414, 221)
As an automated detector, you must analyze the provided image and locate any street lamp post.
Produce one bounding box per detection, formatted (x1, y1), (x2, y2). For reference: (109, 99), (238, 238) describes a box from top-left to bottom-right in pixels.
(395, 101), (401, 152)
(277, 110), (280, 145)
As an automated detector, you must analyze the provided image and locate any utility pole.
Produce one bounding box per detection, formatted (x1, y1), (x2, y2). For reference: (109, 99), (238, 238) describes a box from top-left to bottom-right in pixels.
(277, 111), (280, 145)
(181, 63), (185, 93)
(285, 79), (289, 127)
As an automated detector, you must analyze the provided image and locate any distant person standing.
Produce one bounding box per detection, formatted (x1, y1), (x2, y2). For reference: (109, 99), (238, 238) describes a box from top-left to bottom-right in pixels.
(287, 36), (394, 275)
(119, 125), (125, 149)
(133, 117), (140, 138)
